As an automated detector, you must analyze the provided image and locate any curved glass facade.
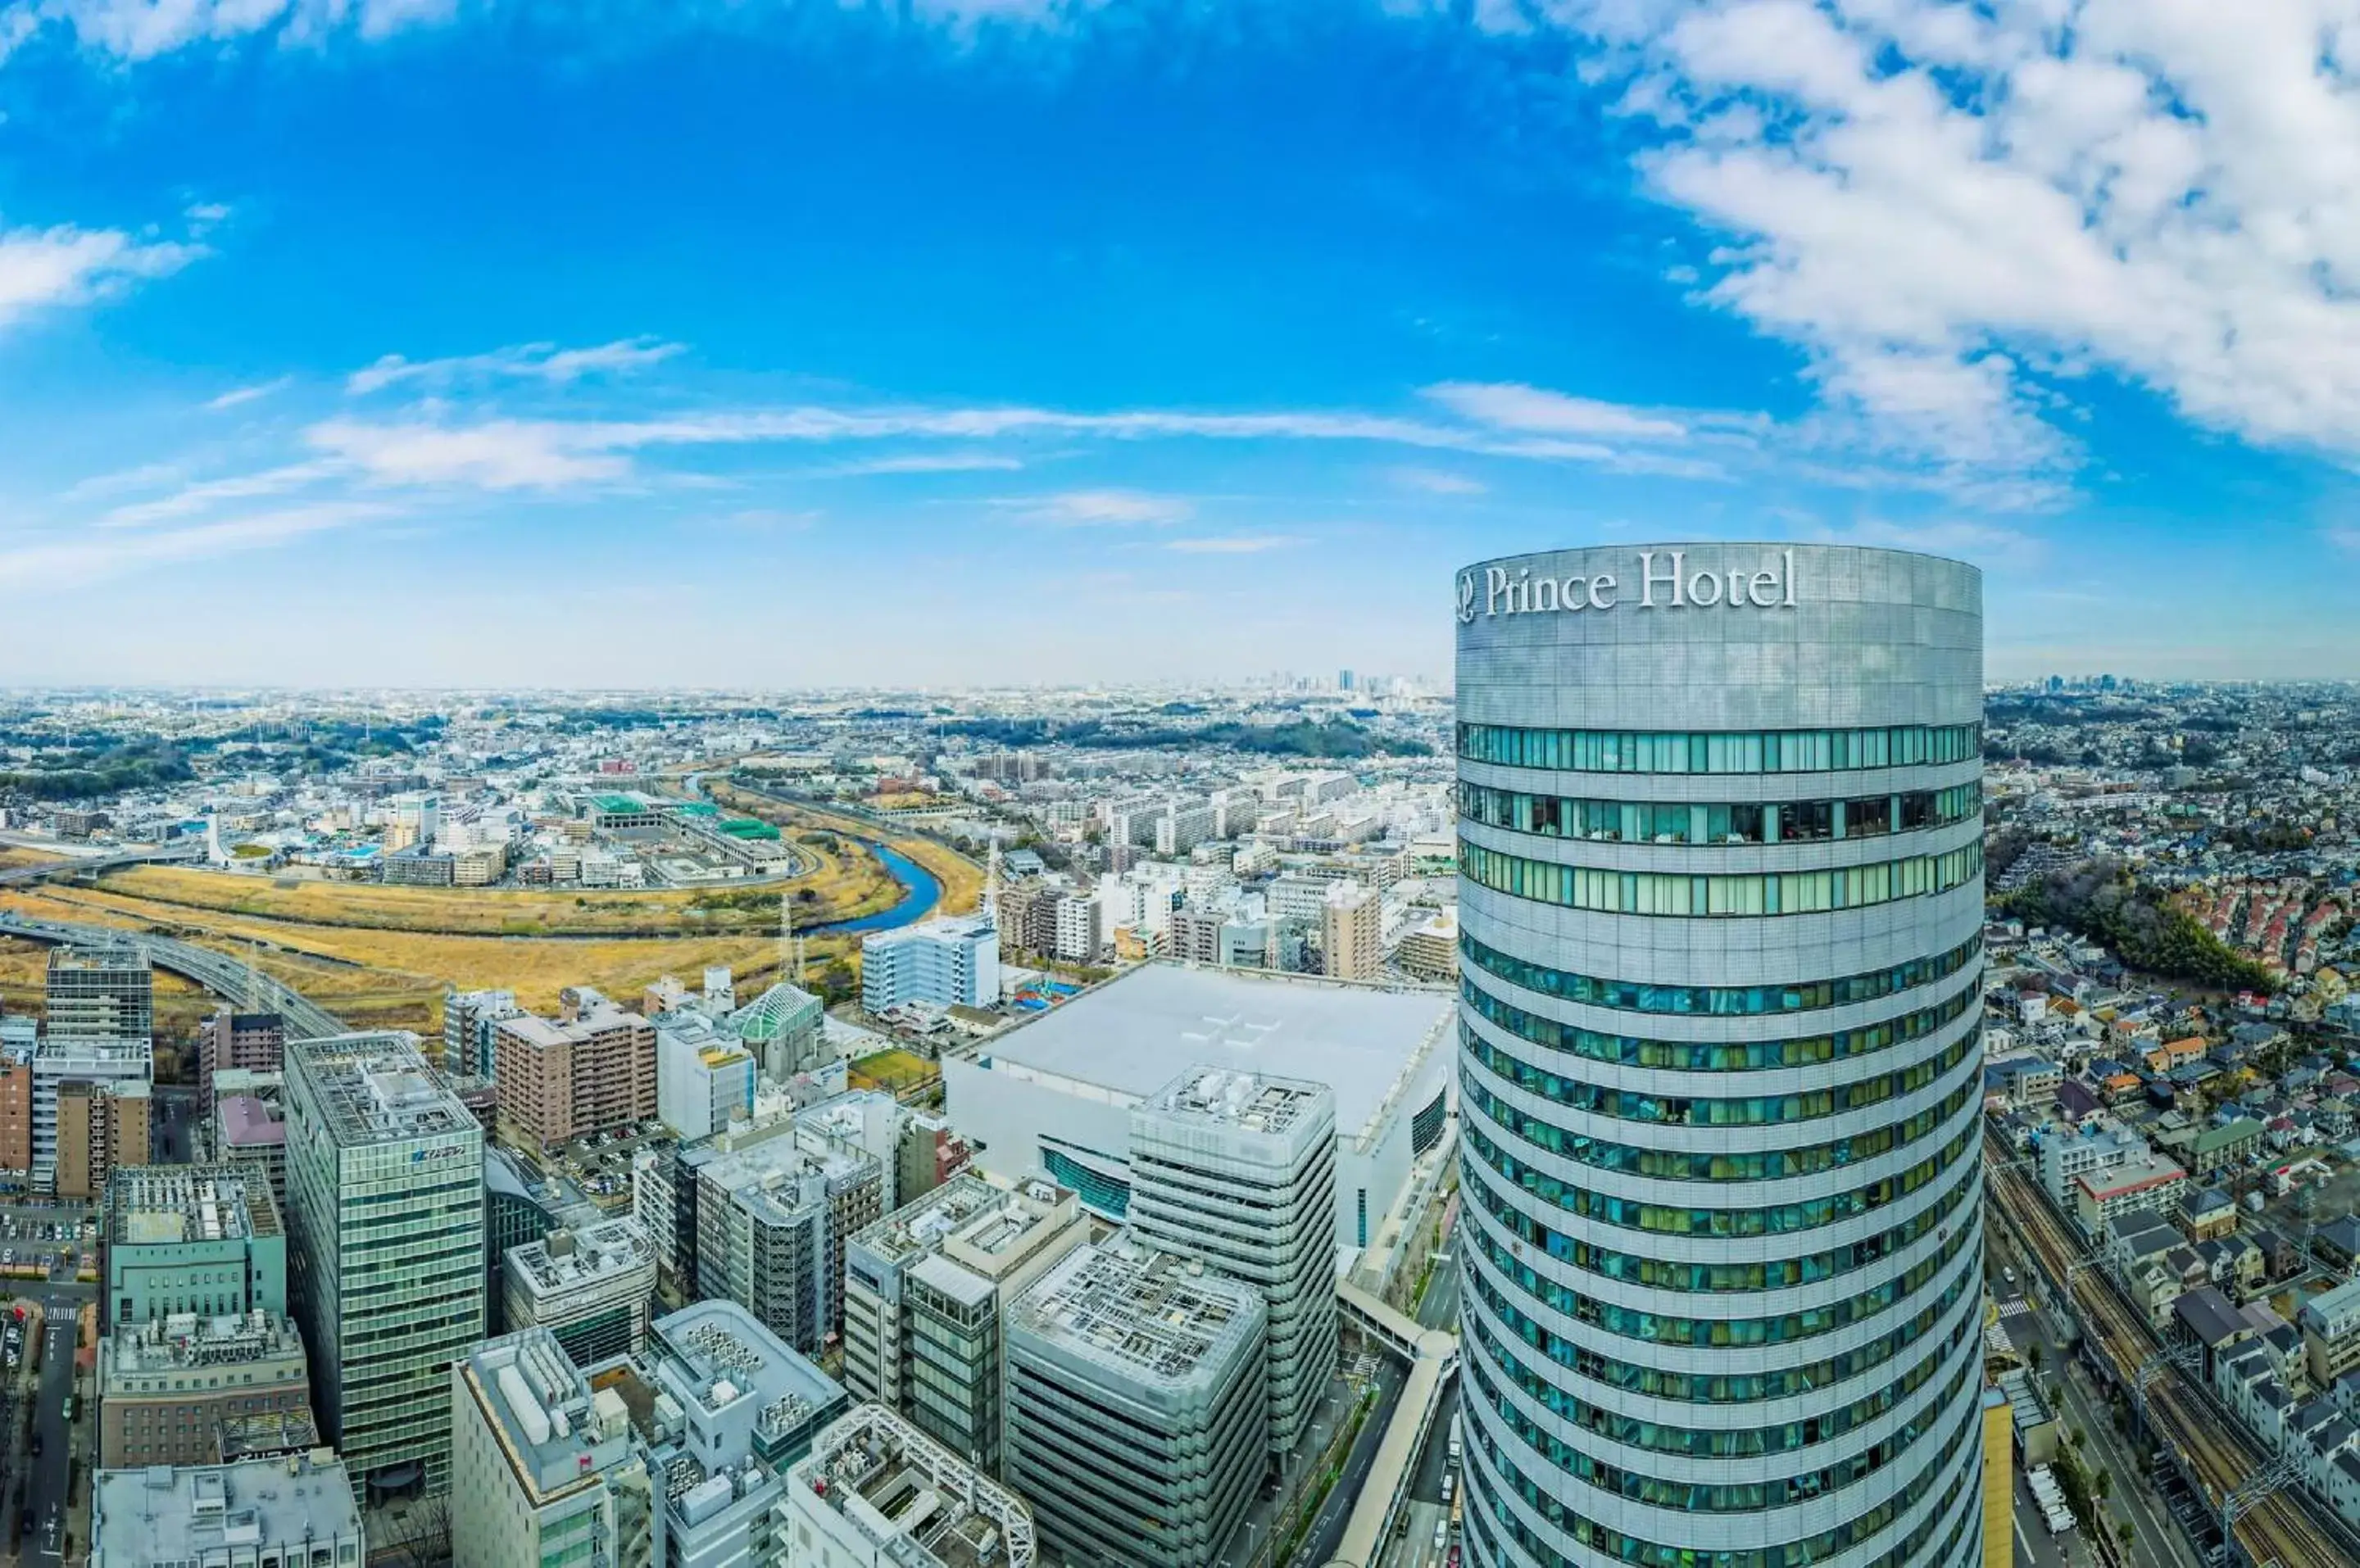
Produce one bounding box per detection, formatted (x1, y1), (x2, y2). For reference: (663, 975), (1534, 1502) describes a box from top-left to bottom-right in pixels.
(1455, 542), (1984, 1568)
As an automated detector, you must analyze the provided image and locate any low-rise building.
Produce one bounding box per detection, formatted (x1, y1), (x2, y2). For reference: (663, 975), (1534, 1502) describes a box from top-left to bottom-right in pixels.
(90, 1452), (362, 1568)
(97, 1311), (313, 1469)
(504, 1217), (659, 1367)
(2304, 1278), (2360, 1390)
(102, 1166), (286, 1329)
(785, 1403), (1036, 1568)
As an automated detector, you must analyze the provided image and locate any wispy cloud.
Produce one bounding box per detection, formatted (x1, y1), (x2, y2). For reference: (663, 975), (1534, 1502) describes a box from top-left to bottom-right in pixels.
(0, 223), (201, 331)
(1390, 465), (1486, 496)
(204, 376), (293, 411)
(347, 337), (685, 397)
(305, 418), (630, 488)
(12, 0), (458, 62)
(1806, 517), (2047, 569)
(1424, 381), (1690, 441)
(102, 462), (339, 528)
(0, 503), (393, 590)
(822, 451), (1027, 476)
(1165, 533), (1304, 554)
(1019, 489), (1192, 525)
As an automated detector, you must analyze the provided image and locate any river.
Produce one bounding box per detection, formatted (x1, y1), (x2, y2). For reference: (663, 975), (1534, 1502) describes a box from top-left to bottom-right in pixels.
(809, 839), (944, 935)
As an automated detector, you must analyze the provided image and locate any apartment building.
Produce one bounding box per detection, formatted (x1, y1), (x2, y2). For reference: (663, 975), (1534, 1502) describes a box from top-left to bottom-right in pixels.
(492, 987), (657, 1149)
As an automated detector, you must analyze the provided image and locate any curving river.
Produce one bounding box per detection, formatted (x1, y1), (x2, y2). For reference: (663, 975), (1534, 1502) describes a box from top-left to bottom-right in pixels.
(808, 840), (944, 935)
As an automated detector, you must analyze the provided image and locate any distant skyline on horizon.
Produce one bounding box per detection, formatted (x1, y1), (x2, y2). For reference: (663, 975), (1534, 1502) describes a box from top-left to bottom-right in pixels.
(4, 2), (2358, 687)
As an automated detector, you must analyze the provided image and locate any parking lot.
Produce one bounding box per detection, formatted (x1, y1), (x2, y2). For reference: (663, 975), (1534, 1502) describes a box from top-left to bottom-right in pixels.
(0, 1208), (93, 1287)
(547, 1119), (669, 1204)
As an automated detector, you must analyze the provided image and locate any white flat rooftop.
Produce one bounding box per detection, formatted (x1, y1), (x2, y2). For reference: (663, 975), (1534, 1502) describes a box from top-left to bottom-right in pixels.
(976, 963), (1450, 1137)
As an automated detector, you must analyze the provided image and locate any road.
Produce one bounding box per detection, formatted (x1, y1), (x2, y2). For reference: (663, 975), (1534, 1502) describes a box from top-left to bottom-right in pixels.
(0, 911), (346, 1039)
(153, 1085), (197, 1163)
(0, 844), (196, 888)
(1990, 1240), (2204, 1568)
(25, 1305), (72, 1568)
(1299, 1359), (1406, 1568)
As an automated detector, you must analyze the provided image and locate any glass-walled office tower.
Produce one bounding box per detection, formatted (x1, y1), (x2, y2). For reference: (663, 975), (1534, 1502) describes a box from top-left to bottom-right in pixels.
(1454, 544), (1986, 1568)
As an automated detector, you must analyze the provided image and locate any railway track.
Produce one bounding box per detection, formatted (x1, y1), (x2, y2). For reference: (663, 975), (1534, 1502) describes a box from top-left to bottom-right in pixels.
(1985, 1127), (2352, 1566)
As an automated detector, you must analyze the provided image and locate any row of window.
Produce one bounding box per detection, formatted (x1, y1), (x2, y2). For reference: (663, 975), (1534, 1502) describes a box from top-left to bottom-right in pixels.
(1464, 1024), (1975, 1128)
(1464, 1117), (1977, 1240)
(1458, 782), (1981, 845)
(1462, 972), (1978, 1074)
(1457, 722), (1983, 775)
(1469, 1216), (1972, 1351)
(1461, 839), (1984, 918)
(1459, 928), (1981, 1020)
(1464, 1307), (1974, 1462)
(1464, 1075), (1977, 1184)
(1463, 1144), (1976, 1294)
(1465, 1253), (1977, 1405)
(1470, 1344), (1977, 1515)
(1467, 1407), (1978, 1568)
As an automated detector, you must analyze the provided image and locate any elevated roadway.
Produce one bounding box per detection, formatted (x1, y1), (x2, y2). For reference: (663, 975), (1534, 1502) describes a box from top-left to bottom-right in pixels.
(0, 911), (347, 1040)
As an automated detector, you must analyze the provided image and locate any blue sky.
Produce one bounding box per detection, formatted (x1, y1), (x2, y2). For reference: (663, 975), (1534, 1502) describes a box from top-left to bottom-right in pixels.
(3, 0), (2358, 688)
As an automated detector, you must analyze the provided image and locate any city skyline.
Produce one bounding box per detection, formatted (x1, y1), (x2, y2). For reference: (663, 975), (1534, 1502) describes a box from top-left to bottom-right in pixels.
(7, 2), (2359, 686)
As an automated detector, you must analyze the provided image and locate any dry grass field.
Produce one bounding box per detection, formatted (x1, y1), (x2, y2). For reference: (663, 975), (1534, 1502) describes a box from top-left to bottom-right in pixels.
(849, 1047), (939, 1097)
(0, 883), (865, 1038)
(0, 778), (970, 1052)
(98, 841), (898, 938)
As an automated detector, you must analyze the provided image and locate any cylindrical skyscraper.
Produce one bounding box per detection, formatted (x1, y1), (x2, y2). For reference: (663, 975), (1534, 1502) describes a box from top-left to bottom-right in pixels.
(1454, 543), (1986, 1568)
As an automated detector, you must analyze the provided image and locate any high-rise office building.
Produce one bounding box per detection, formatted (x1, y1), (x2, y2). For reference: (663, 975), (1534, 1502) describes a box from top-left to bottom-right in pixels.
(46, 941), (154, 1044)
(841, 1170), (1089, 1473)
(1454, 544), (1986, 1568)
(450, 1328), (653, 1568)
(1128, 1066), (1338, 1474)
(1004, 1238), (1267, 1568)
(284, 1031), (486, 1498)
(636, 1299), (848, 1568)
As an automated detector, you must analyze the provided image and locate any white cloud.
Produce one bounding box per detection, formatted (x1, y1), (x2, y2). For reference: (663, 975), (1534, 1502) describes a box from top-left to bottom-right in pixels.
(1509, 0), (2360, 484)
(346, 337), (685, 397)
(823, 451), (1027, 476)
(0, 501), (389, 589)
(203, 375), (292, 411)
(1390, 465), (1487, 495)
(14, 0), (453, 61)
(0, 223), (198, 329)
(1021, 489), (1193, 525)
(1424, 380), (1689, 440)
(306, 417), (629, 488)
(1806, 515), (2048, 569)
(1165, 533), (1305, 554)
(102, 461), (338, 527)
